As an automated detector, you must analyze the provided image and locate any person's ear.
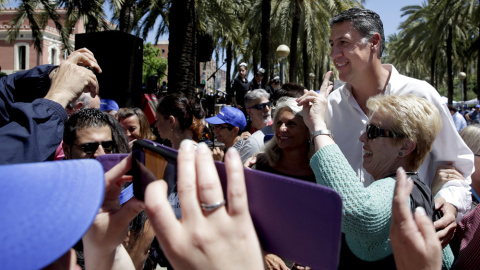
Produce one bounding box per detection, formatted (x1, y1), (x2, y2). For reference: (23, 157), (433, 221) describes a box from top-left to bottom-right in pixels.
(74, 102), (83, 112)
(168, 115), (176, 129)
(399, 139), (416, 157)
(246, 108), (252, 117)
(62, 142), (71, 160)
(370, 33), (381, 50)
(233, 126), (240, 134)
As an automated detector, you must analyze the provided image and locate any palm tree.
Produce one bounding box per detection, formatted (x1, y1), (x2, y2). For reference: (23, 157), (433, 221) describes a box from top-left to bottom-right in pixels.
(391, 0), (478, 104)
(167, 0), (196, 98)
(6, 0), (72, 53)
(261, 0), (272, 87)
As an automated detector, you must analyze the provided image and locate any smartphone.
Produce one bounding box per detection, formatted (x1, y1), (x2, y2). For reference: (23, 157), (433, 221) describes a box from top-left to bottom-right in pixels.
(130, 140), (178, 201)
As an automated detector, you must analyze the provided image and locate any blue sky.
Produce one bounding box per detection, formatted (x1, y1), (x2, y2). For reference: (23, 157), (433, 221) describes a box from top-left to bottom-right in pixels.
(364, 0), (425, 39)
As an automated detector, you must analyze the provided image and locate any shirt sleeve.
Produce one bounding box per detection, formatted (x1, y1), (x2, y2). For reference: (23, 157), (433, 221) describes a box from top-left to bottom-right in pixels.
(310, 144), (395, 261)
(422, 92), (474, 221)
(0, 65), (66, 164)
(239, 136), (260, 164)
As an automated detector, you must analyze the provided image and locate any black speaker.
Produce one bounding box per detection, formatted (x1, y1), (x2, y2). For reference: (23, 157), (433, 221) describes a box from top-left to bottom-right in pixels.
(75, 31), (143, 107)
(196, 34), (214, 62)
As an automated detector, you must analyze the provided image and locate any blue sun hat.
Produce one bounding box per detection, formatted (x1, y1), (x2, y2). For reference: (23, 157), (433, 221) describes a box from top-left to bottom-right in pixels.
(0, 160), (105, 269)
(205, 106), (247, 130)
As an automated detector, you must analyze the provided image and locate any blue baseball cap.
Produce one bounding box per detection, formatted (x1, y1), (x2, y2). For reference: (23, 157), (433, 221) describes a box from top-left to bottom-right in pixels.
(475, 104), (480, 108)
(0, 160), (105, 269)
(100, 99), (119, 112)
(206, 106), (246, 130)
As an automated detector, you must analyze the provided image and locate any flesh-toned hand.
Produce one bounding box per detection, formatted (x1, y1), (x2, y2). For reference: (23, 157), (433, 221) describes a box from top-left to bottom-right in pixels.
(145, 141), (264, 269)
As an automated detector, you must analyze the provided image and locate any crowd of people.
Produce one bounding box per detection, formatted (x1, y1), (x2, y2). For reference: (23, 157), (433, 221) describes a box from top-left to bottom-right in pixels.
(1, 7), (479, 270)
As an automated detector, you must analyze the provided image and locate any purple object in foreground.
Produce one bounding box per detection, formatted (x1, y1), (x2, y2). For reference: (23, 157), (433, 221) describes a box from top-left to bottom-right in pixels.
(97, 141), (343, 269)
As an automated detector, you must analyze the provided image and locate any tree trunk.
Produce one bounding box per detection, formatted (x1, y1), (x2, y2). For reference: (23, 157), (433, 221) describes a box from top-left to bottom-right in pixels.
(289, 0), (302, 83)
(430, 51), (436, 87)
(253, 53), (259, 76)
(477, 25), (480, 103)
(226, 42), (233, 104)
(119, 0), (135, 33)
(261, 0), (271, 87)
(446, 25), (454, 105)
(302, 35), (310, 88)
(168, 0), (196, 99)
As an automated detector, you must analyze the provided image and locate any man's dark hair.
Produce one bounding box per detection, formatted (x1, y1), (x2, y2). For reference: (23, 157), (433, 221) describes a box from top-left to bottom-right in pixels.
(64, 108), (130, 154)
(448, 104), (458, 113)
(330, 8), (385, 57)
(272, 82), (306, 105)
(64, 108), (110, 146)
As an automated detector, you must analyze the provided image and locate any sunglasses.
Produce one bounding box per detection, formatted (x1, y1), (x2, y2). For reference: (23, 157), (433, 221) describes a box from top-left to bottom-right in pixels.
(212, 125), (229, 130)
(366, 124), (400, 140)
(249, 102), (271, 110)
(74, 140), (114, 155)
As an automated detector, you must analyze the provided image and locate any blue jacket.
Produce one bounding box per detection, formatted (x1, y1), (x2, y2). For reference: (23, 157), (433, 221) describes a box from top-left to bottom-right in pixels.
(0, 65), (67, 164)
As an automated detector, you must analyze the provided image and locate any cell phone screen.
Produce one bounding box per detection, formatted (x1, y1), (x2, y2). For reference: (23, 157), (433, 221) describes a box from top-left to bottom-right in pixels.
(130, 140), (178, 202)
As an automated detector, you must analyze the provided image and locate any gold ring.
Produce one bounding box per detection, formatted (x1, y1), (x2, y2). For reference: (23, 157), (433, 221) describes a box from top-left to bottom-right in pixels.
(447, 173), (450, 179)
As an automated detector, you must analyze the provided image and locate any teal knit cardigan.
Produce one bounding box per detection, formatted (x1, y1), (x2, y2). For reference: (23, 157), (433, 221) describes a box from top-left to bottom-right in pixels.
(310, 144), (453, 268)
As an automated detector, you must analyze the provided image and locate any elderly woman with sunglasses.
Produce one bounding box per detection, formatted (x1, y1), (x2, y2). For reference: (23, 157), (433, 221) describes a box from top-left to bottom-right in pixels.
(297, 72), (454, 268)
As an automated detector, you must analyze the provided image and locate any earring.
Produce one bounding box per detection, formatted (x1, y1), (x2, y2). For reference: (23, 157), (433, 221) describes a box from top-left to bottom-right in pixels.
(398, 152), (403, 157)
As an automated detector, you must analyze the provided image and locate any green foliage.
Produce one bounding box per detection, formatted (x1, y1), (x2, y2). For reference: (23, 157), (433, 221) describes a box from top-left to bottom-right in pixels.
(142, 42), (167, 83)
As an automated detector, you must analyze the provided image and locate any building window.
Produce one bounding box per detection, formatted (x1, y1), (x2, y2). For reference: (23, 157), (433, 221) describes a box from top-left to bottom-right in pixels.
(50, 48), (57, 65)
(14, 42), (30, 70)
(18, 46), (26, 70)
(64, 50), (70, 60)
(162, 49), (165, 54)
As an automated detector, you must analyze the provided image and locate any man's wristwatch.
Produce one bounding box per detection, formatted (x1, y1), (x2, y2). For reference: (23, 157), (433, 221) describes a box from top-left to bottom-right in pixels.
(311, 129), (334, 141)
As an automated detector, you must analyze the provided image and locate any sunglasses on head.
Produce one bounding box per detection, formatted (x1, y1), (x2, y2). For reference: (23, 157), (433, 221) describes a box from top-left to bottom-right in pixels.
(74, 140), (114, 155)
(366, 124), (400, 140)
(249, 102), (271, 110)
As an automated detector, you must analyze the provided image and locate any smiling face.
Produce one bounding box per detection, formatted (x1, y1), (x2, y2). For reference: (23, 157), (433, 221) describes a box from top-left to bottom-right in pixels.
(329, 21), (374, 84)
(274, 109), (309, 151)
(359, 111), (403, 179)
(119, 115), (141, 141)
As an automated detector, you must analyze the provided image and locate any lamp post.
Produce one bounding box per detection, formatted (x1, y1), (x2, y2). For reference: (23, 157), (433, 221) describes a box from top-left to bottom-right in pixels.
(458, 72), (466, 106)
(309, 73), (315, 90)
(276, 45), (290, 84)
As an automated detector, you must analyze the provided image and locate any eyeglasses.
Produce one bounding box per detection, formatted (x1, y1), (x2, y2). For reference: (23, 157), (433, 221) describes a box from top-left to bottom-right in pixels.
(249, 102), (271, 110)
(366, 124), (400, 140)
(475, 154), (480, 157)
(74, 140), (114, 155)
(212, 125), (229, 130)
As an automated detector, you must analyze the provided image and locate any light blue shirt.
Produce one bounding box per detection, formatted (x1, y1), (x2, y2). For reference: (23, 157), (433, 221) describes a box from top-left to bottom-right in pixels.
(452, 111), (467, 132)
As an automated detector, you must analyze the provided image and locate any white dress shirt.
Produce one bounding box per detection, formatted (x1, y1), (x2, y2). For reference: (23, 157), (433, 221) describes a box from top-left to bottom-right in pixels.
(325, 64), (473, 221)
(452, 111), (467, 132)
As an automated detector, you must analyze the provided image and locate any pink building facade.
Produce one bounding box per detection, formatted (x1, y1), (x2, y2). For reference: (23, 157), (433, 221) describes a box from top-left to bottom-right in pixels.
(0, 8), (86, 74)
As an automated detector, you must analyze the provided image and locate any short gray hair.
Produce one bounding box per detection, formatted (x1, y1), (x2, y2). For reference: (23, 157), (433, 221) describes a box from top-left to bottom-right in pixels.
(244, 89), (270, 108)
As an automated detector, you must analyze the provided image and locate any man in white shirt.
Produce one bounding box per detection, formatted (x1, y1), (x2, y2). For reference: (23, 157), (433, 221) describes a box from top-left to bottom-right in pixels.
(448, 105), (467, 132)
(326, 8), (473, 247)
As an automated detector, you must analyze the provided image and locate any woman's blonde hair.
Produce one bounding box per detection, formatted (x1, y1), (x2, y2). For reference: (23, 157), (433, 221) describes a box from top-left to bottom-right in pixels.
(366, 94), (442, 170)
(258, 97), (314, 166)
(459, 124), (480, 154)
